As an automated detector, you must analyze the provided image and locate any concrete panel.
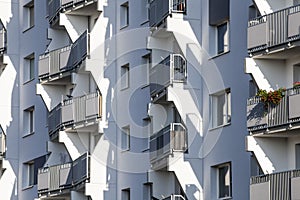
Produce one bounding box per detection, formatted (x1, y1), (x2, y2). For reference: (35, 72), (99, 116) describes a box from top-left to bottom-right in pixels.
(289, 94), (300, 119)
(288, 12), (300, 38)
(248, 22), (267, 49)
(250, 182), (270, 200)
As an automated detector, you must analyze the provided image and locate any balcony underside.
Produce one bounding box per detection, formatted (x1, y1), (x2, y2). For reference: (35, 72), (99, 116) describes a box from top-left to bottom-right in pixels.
(39, 72), (73, 85)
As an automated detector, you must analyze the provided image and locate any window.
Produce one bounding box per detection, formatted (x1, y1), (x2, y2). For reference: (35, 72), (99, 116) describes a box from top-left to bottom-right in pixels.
(142, 54), (151, 85)
(296, 144), (300, 169)
(211, 89), (231, 127)
(217, 163), (232, 199)
(24, 53), (35, 82)
(217, 22), (229, 54)
(250, 154), (263, 176)
(24, 107), (34, 135)
(122, 188), (130, 200)
(121, 63), (130, 89)
(120, 2), (129, 28)
(141, 0), (149, 23)
(248, 4), (260, 20)
(24, 162), (35, 187)
(24, 1), (34, 29)
(143, 183), (153, 200)
(121, 126), (130, 150)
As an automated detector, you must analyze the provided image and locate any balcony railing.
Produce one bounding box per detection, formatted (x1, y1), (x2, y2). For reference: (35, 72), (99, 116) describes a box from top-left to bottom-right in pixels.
(150, 123), (187, 166)
(250, 169), (300, 200)
(48, 0), (98, 25)
(247, 87), (300, 132)
(149, 0), (186, 27)
(0, 28), (6, 53)
(248, 4), (300, 53)
(48, 92), (102, 139)
(162, 195), (186, 200)
(0, 127), (6, 157)
(150, 54), (186, 97)
(38, 31), (89, 80)
(38, 152), (89, 195)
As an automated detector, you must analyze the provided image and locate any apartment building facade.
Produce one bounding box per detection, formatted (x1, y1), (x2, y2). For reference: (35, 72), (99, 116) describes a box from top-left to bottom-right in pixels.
(0, 0), (252, 199)
(246, 0), (300, 199)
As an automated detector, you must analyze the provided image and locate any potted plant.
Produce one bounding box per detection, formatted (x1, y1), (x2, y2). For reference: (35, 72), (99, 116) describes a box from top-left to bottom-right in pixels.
(256, 88), (286, 108)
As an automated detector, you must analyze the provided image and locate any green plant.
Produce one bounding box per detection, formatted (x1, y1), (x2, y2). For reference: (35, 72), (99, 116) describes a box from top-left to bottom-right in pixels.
(256, 88), (286, 105)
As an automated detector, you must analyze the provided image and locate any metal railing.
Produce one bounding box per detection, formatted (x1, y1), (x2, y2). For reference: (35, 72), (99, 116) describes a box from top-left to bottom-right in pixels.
(48, 0), (98, 24)
(149, 0), (186, 27)
(38, 31), (89, 80)
(38, 152), (89, 194)
(0, 28), (6, 53)
(150, 123), (187, 163)
(150, 54), (186, 97)
(250, 169), (300, 200)
(248, 4), (300, 52)
(48, 92), (102, 138)
(247, 87), (300, 132)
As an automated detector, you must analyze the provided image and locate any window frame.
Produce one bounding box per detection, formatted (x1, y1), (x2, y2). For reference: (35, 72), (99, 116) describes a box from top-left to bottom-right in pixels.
(121, 126), (130, 151)
(217, 163), (232, 199)
(24, 53), (35, 83)
(120, 2), (129, 29)
(121, 188), (130, 200)
(24, 0), (34, 31)
(210, 88), (231, 128)
(216, 21), (229, 55)
(121, 63), (130, 90)
(24, 106), (35, 136)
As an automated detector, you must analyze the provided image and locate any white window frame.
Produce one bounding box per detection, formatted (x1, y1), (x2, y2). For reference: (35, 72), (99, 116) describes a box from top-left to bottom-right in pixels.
(24, 53), (35, 83)
(121, 126), (130, 151)
(120, 2), (129, 29)
(217, 163), (232, 199)
(23, 161), (35, 188)
(216, 22), (229, 54)
(24, 1), (34, 30)
(211, 88), (231, 128)
(121, 63), (130, 90)
(24, 106), (35, 136)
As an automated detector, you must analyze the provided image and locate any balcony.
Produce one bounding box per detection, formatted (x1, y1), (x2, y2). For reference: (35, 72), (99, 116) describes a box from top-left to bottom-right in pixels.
(247, 87), (300, 134)
(48, 92), (102, 140)
(250, 169), (300, 200)
(48, 0), (98, 26)
(0, 28), (6, 54)
(162, 195), (185, 200)
(38, 31), (89, 83)
(150, 123), (187, 170)
(150, 54), (186, 101)
(248, 4), (300, 56)
(37, 152), (89, 196)
(149, 0), (186, 27)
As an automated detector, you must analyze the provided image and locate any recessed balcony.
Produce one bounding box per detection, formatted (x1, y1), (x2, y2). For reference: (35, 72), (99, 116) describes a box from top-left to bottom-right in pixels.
(38, 30), (89, 83)
(149, 0), (186, 27)
(250, 169), (300, 200)
(248, 4), (300, 57)
(150, 54), (186, 102)
(37, 152), (89, 197)
(48, 92), (102, 140)
(150, 123), (187, 170)
(48, 0), (98, 26)
(247, 87), (300, 134)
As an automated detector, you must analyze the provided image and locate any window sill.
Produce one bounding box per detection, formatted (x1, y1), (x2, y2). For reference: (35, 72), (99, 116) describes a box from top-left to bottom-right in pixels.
(219, 197), (232, 200)
(209, 122), (231, 131)
(23, 25), (35, 33)
(140, 20), (149, 26)
(22, 132), (35, 138)
(22, 185), (34, 191)
(120, 24), (129, 30)
(209, 50), (230, 60)
(23, 78), (35, 85)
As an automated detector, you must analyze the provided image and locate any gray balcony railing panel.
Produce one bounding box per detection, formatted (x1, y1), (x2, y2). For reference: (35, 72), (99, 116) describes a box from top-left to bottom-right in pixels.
(288, 12), (300, 38)
(59, 48), (71, 70)
(37, 169), (49, 191)
(67, 31), (88, 70)
(150, 123), (187, 163)
(250, 182), (270, 200)
(289, 93), (300, 119)
(85, 93), (101, 118)
(59, 163), (72, 187)
(48, 0), (60, 22)
(72, 153), (89, 185)
(38, 56), (50, 76)
(48, 104), (62, 136)
(291, 177), (300, 199)
(247, 22), (267, 50)
(247, 98), (267, 128)
(61, 100), (74, 123)
(61, 0), (73, 6)
(49, 165), (60, 191)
